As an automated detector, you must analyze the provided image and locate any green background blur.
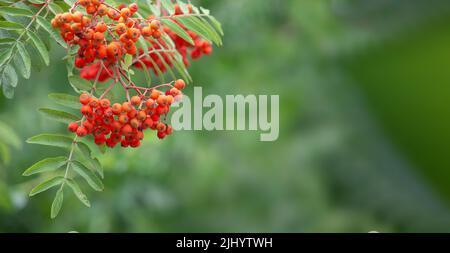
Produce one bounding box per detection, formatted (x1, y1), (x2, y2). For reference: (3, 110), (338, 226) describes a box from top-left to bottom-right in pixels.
(2, 0), (450, 232)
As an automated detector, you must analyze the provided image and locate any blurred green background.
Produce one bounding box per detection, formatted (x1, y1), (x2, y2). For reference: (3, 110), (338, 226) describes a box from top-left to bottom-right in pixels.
(2, 0), (450, 232)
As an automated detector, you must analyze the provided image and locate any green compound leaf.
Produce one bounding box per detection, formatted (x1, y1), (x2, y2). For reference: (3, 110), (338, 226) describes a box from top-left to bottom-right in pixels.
(48, 93), (80, 109)
(23, 156), (67, 176)
(51, 188), (64, 219)
(66, 179), (90, 207)
(26, 134), (74, 149)
(71, 161), (104, 191)
(28, 30), (50, 66)
(38, 108), (79, 124)
(29, 176), (64, 196)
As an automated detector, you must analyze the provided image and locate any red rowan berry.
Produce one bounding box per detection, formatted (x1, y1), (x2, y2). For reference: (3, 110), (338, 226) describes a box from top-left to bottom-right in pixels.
(152, 29), (161, 39)
(145, 98), (155, 108)
(79, 93), (91, 105)
(128, 109), (138, 119)
(166, 124), (173, 135)
(94, 135), (106, 145)
(174, 79), (186, 90)
(68, 122), (79, 133)
(121, 124), (133, 136)
(94, 32), (104, 42)
(76, 126), (88, 137)
(112, 103), (122, 114)
(79, 0), (89, 7)
(81, 105), (93, 115)
(130, 140), (140, 148)
(150, 90), (160, 100)
(100, 98), (110, 108)
(108, 9), (120, 20)
(141, 26), (152, 37)
(89, 97), (99, 108)
(129, 3), (138, 13)
(137, 110), (147, 121)
(120, 8), (131, 19)
(130, 118), (140, 128)
(157, 131), (166, 139)
(115, 23), (127, 35)
(97, 4), (108, 16)
(86, 4), (97, 14)
(95, 22), (107, 33)
(83, 120), (94, 132)
(122, 102), (133, 112)
(62, 13), (73, 23)
(142, 118), (153, 129)
(130, 96), (141, 106)
(81, 16), (91, 27)
(157, 95), (167, 106)
(156, 122), (166, 132)
(150, 20), (160, 30)
(96, 45), (107, 59)
(75, 57), (86, 68)
(127, 28), (140, 41)
(119, 114), (129, 124)
(107, 42), (121, 57)
(166, 95), (174, 105)
(72, 11), (83, 22)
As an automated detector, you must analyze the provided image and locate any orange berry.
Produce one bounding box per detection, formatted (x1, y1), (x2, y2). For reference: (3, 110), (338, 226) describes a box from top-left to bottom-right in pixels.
(166, 95), (174, 105)
(127, 28), (141, 40)
(129, 3), (138, 13)
(86, 4), (97, 15)
(97, 4), (107, 16)
(120, 8), (131, 18)
(130, 96), (141, 106)
(122, 102), (133, 112)
(150, 20), (160, 30)
(156, 122), (166, 132)
(95, 22), (107, 33)
(150, 90), (160, 100)
(108, 9), (120, 20)
(119, 114), (129, 124)
(145, 99), (155, 108)
(79, 93), (91, 105)
(141, 26), (152, 37)
(112, 103), (122, 114)
(100, 98), (110, 108)
(79, 0), (89, 7)
(94, 32), (104, 42)
(130, 118), (140, 128)
(72, 11), (83, 22)
(157, 95), (167, 106)
(174, 79), (186, 90)
(115, 23), (127, 35)
(137, 110), (147, 121)
(61, 13), (73, 23)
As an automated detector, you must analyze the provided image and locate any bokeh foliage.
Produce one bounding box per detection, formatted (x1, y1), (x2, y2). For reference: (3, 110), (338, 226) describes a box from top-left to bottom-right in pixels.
(1, 0), (450, 232)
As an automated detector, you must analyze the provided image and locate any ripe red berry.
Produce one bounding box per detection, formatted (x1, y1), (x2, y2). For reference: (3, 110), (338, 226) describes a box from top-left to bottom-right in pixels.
(130, 96), (141, 106)
(174, 79), (186, 90)
(79, 93), (91, 105)
(76, 126), (88, 137)
(68, 122), (79, 133)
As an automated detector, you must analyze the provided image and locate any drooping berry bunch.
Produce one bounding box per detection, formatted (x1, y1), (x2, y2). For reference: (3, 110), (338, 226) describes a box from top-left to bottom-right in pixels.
(51, 1), (163, 72)
(68, 79), (186, 148)
(135, 3), (213, 73)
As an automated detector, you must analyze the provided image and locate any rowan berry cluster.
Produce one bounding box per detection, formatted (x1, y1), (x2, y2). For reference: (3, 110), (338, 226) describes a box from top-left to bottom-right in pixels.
(68, 79), (186, 148)
(51, 1), (163, 70)
(135, 3), (213, 74)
